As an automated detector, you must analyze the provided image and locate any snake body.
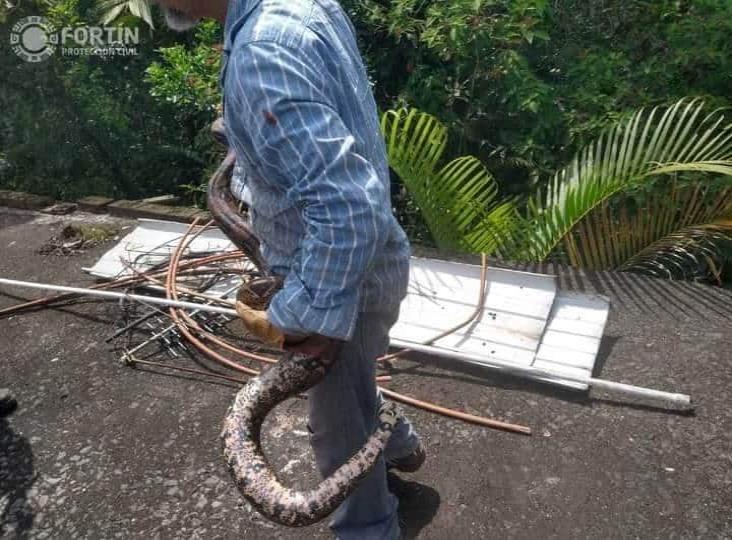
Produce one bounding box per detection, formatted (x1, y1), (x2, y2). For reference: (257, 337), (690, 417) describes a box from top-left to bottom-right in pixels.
(206, 150), (269, 274)
(221, 351), (399, 526)
(208, 123), (399, 527)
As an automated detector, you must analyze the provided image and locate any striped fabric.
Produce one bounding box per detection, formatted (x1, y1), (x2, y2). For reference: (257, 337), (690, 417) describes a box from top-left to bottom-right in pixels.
(222, 0), (410, 340)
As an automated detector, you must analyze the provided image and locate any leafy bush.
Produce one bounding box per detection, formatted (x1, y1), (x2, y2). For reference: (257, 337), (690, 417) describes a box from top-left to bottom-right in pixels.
(2, 0), (732, 263)
(0, 0), (214, 201)
(145, 20), (222, 119)
(344, 0), (732, 197)
(385, 103), (732, 283)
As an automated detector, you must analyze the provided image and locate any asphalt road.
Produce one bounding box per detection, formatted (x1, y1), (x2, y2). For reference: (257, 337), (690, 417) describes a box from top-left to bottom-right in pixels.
(1, 207), (731, 539)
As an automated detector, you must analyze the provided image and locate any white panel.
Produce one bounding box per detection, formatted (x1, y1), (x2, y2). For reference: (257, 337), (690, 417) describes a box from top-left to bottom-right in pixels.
(540, 317), (605, 337)
(86, 221), (613, 391)
(539, 332), (602, 356)
(391, 322), (538, 366)
(85, 219), (238, 280)
(532, 290), (610, 389)
(546, 292), (609, 324)
(393, 257), (557, 369)
(396, 295), (548, 348)
(535, 342), (598, 370)
(84, 219), (242, 298)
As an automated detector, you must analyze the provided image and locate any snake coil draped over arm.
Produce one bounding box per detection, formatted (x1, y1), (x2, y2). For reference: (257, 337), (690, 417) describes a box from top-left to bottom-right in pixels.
(207, 119), (400, 527)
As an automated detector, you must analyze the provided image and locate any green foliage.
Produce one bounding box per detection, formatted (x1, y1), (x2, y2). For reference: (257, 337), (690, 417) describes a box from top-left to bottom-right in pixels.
(620, 216), (732, 284)
(0, 0), (212, 201)
(145, 20), (222, 119)
(565, 181), (732, 282)
(524, 99), (732, 261)
(387, 102), (732, 282)
(97, 0), (153, 29)
(344, 0), (732, 197)
(144, 20), (223, 202)
(347, 0), (561, 192)
(3, 0), (732, 285)
(382, 108), (521, 254)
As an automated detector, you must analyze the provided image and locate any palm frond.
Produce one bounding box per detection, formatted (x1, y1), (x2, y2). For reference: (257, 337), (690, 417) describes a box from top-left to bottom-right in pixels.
(525, 98), (732, 261)
(97, 0), (153, 29)
(382, 109), (447, 181)
(381, 108), (521, 254)
(563, 182), (732, 270)
(619, 219), (732, 283)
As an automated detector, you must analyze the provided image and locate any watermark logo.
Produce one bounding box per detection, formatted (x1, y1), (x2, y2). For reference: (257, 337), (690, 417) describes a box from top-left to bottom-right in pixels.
(10, 15), (140, 63)
(10, 16), (57, 63)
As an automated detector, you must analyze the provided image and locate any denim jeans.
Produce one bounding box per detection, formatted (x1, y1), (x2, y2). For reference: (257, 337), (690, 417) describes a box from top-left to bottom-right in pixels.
(307, 306), (420, 539)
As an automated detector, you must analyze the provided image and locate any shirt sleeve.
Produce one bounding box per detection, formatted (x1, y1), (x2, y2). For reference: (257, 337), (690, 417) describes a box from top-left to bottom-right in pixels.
(225, 39), (389, 341)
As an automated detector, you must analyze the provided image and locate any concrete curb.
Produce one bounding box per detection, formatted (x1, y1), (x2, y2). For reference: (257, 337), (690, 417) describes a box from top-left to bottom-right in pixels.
(0, 190), (210, 224)
(0, 190), (54, 210)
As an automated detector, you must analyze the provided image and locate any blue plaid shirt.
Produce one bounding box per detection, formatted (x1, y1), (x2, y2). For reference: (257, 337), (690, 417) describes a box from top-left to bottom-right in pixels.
(221, 0), (410, 340)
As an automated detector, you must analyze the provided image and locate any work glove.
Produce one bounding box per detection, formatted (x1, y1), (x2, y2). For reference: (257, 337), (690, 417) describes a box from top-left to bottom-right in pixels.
(236, 277), (286, 349)
(235, 300), (286, 349)
(236, 279), (338, 357)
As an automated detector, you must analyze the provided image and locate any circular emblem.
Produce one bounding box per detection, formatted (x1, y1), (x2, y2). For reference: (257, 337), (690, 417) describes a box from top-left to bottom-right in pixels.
(10, 16), (58, 63)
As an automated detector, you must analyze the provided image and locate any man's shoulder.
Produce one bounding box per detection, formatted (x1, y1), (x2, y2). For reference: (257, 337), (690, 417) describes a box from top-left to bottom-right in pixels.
(233, 0), (319, 50)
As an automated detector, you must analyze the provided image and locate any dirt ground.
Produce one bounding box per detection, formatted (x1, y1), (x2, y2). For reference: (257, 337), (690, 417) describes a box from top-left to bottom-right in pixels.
(1, 207), (731, 539)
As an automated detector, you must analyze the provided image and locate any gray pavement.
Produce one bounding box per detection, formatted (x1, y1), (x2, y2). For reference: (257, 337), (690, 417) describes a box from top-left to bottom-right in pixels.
(1, 207), (731, 539)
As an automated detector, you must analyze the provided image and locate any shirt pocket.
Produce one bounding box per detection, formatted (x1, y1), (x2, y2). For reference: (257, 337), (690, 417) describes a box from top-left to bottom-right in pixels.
(247, 177), (303, 251)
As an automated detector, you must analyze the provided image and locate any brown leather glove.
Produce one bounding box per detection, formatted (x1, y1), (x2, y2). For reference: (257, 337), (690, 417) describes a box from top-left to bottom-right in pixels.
(235, 278), (339, 356)
(235, 301), (285, 349)
(235, 301), (338, 357)
(235, 277), (286, 348)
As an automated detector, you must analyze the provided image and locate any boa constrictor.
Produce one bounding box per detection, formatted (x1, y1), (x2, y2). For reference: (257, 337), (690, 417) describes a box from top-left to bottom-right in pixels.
(208, 123), (399, 527)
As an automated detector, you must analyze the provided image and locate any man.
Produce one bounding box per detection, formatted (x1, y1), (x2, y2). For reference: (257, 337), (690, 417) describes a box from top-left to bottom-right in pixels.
(153, 1), (424, 538)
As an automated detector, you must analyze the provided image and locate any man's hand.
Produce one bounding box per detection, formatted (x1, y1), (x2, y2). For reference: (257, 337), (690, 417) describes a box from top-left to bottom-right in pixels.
(235, 299), (338, 357)
(235, 301), (285, 349)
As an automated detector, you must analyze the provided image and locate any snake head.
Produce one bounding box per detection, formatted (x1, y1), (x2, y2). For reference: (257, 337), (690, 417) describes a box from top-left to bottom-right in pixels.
(236, 276), (284, 310)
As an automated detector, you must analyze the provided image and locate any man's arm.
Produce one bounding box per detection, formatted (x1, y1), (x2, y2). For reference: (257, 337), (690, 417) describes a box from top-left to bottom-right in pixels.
(226, 39), (389, 341)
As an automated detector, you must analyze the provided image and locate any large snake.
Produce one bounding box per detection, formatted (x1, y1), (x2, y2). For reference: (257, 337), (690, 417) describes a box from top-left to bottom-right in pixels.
(207, 119), (400, 527)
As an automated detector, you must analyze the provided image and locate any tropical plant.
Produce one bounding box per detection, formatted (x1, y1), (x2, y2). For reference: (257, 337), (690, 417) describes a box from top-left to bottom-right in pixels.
(97, 0), (153, 28)
(621, 220), (732, 284)
(525, 99), (732, 265)
(385, 99), (732, 282)
(564, 183), (732, 282)
(381, 108), (520, 255)
(343, 0), (732, 198)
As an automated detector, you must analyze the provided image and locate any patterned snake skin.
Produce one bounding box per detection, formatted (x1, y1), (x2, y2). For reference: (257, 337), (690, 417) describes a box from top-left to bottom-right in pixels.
(208, 121), (400, 527)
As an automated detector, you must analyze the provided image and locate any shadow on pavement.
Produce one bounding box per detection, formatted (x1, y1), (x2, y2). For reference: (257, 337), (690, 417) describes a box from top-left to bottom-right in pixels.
(386, 348), (693, 416)
(0, 413), (36, 537)
(385, 354), (590, 405)
(389, 473), (440, 539)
